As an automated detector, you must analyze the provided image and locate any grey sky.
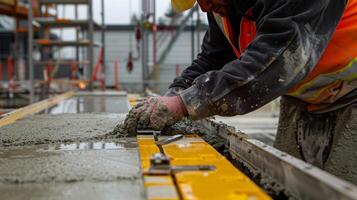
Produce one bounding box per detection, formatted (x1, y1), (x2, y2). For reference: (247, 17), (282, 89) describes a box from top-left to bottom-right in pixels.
(93, 0), (171, 24)
(54, 0), (206, 41)
(57, 0), (205, 24)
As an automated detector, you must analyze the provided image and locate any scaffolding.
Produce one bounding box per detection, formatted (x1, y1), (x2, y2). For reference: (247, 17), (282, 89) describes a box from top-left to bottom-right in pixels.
(0, 0), (40, 104)
(33, 0), (103, 97)
(0, 0), (105, 104)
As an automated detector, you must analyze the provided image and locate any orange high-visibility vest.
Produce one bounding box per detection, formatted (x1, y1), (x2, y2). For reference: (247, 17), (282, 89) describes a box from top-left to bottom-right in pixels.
(213, 1), (357, 112)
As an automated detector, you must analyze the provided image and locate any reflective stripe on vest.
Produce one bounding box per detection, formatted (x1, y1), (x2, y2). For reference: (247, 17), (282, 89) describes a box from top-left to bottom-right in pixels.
(287, 0), (357, 111)
(213, 1), (357, 112)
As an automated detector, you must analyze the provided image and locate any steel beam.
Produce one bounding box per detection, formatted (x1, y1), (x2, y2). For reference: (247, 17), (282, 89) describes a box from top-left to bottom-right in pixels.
(28, 0), (34, 103)
(87, 0), (94, 90)
(101, 0), (106, 89)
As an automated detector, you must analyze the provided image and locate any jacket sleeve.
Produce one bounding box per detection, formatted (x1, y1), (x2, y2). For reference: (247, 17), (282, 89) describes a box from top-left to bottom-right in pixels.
(168, 13), (237, 90)
(180, 0), (347, 120)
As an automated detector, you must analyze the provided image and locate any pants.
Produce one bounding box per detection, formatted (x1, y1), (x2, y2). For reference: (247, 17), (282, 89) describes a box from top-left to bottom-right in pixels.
(274, 97), (357, 185)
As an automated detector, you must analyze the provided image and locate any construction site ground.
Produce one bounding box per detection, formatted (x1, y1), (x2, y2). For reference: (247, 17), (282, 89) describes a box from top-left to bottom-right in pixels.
(0, 92), (273, 199)
(0, 92), (146, 199)
(1, 92), (356, 200)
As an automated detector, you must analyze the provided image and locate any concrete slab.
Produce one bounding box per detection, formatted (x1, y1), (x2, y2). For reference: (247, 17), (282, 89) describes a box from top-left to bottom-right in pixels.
(0, 181), (145, 200)
(0, 143), (140, 183)
(0, 113), (146, 200)
(0, 144), (145, 200)
(0, 113), (127, 147)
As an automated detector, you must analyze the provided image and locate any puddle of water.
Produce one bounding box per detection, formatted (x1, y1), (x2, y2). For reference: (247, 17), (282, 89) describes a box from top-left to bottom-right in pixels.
(41, 140), (138, 151)
(0, 140), (137, 160)
(56, 142), (124, 150)
(45, 96), (130, 114)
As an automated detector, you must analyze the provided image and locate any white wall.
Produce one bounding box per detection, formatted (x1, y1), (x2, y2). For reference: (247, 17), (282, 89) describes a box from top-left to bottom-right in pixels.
(94, 29), (206, 93)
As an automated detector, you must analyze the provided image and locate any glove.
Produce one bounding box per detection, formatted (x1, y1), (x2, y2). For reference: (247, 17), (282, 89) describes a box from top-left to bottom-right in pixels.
(122, 96), (187, 135)
(164, 87), (184, 97)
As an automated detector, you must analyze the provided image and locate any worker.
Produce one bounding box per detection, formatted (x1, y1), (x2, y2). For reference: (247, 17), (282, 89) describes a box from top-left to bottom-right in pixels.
(122, 0), (357, 184)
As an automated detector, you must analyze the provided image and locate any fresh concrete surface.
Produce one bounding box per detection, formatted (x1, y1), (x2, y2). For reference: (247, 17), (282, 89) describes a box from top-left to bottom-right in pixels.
(0, 144), (140, 183)
(0, 181), (144, 200)
(0, 113), (146, 200)
(0, 113), (127, 147)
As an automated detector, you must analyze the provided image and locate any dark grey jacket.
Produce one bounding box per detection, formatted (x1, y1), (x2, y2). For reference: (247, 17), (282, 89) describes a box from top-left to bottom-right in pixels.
(168, 0), (347, 120)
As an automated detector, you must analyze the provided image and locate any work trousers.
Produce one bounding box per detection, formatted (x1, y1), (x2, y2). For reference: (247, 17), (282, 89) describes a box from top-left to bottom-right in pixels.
(274, 97), (357, 185)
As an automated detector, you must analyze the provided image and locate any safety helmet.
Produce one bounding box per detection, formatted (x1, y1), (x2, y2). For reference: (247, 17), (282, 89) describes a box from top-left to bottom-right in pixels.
(171, 0), (196, 12)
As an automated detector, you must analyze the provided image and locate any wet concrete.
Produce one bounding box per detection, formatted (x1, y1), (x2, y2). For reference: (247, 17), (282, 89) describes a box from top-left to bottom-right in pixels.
(0, 113), (146, 200)
(0, 142), (139, 183)
(227, 153), (294, 200)
(0, 113), (127, 147)
(0, 181), (144, 200)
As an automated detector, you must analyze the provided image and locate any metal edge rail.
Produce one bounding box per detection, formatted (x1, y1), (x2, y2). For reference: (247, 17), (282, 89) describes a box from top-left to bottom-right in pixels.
(198, 119), (357, 200)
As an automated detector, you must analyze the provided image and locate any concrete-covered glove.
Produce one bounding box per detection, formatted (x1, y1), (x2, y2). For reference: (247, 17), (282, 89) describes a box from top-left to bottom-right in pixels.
(122, 96), (187, 135)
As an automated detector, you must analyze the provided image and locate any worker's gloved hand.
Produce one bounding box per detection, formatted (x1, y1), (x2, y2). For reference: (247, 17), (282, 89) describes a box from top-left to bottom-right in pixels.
(123, 96), (187, 135)
(164, 87), (184, 97)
